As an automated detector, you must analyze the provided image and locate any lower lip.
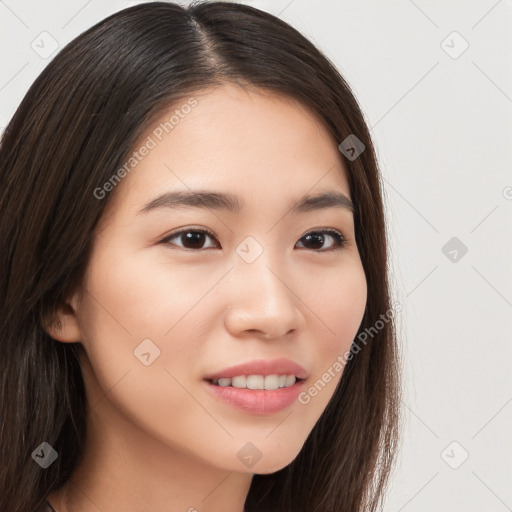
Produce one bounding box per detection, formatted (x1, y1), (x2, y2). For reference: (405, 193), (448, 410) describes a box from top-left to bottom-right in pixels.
(203, 379), (305, 414)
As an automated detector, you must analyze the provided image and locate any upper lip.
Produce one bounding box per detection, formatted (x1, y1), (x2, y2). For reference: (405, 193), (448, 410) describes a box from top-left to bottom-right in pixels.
(204, 357), (308, 381)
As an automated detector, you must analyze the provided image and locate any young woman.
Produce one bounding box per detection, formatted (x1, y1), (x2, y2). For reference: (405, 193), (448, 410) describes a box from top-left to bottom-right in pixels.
(0, 2), (401, 511)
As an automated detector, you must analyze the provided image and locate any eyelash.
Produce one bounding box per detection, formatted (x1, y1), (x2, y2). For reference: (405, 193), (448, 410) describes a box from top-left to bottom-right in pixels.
(160, 227), (347, 252)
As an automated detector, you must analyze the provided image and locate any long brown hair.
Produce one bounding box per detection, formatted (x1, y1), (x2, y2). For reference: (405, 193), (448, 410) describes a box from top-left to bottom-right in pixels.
(0, 2), (401, 511)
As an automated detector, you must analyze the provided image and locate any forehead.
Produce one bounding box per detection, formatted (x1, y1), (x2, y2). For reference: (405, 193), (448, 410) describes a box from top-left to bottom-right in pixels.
(103, 83), (351, 219)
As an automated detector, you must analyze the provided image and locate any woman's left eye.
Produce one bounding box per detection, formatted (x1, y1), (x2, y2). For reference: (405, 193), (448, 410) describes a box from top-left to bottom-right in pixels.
(160, 228), (346, 252)
(296, 229), (346, 251)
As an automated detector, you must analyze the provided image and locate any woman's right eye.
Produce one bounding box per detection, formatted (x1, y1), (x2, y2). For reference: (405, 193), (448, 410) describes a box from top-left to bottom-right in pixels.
(160, 228), (220, 250)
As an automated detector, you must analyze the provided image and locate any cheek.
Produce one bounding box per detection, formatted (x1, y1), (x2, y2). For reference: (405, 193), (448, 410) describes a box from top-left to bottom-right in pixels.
(76, 253), (216, 450)
(81, 245), (213, 342)
(77, 246), (225, 401)
(307, 257), (367, 352)
(296, 259), (367, 411)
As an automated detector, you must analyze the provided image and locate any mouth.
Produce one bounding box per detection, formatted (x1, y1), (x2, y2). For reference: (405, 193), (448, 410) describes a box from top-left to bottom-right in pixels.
(205, 374), (306, 390)
(202, 357), (308, 413)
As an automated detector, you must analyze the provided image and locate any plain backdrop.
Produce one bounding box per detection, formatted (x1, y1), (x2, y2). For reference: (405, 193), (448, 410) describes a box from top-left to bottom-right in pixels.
(1, 1), (511, 510)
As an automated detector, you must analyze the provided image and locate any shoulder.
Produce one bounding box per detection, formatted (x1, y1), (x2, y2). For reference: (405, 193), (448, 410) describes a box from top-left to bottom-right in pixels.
(33, 500), (57, 512)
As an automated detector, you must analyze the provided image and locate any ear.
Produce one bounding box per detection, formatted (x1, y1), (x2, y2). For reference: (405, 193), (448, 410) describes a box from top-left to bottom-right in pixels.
(43, 290), (83, 343)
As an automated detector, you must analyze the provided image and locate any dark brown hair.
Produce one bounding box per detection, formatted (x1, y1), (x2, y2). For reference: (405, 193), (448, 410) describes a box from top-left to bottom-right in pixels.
(0, 2), (401, 511)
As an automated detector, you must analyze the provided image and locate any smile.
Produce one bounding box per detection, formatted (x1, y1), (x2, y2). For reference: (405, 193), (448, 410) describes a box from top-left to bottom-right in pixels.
(208, 374), (302, 390)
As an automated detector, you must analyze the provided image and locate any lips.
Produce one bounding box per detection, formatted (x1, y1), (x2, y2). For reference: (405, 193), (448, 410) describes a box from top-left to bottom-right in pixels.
(203, 357), (308, 381)
(203, 377), (306, 414)
(202, 357), (309, 414)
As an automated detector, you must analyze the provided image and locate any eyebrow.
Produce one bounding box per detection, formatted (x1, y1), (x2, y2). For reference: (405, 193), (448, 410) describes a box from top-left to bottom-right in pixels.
(137, 189), (354, 216)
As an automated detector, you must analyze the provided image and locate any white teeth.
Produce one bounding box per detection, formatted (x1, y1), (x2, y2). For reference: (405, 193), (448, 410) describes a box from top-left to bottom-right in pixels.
(264, 375), (279, 390)
(285, 375), (296, 387)
(246, 375), (264, 389)
(212, 374), (298, 389)
(231, 375), (246, 388)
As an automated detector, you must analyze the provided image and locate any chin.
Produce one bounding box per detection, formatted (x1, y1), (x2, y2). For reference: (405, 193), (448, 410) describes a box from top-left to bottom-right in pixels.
(251, 450), (301, 475)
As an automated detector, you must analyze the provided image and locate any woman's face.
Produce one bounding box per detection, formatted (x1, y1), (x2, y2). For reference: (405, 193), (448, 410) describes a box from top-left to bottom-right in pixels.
(70, 82), (367, 474)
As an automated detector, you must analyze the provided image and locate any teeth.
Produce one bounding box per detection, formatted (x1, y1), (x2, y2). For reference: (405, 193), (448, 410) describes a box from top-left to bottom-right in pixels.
(232, 376), (246, 388)
(212, 374), (298, 390)
(246, 375), (264, 389)
(263, 375), (279, 390)
(284, 375), (296, 387)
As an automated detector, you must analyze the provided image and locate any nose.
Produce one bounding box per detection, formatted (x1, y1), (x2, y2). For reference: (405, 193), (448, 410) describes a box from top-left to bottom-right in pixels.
(224, 254), (306, 340)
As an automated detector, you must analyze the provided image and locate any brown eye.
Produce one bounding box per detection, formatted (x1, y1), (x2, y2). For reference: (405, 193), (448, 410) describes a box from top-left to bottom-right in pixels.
(295, 229), (346, 251)
(161, 228), (220, 250)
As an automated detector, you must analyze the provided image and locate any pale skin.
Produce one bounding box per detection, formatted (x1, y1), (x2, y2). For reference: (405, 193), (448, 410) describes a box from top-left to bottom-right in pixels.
(45, 82), (367, 512)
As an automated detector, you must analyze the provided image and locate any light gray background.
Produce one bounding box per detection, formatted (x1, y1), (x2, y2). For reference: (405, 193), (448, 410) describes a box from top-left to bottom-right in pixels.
(1, 1), (511, 510)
